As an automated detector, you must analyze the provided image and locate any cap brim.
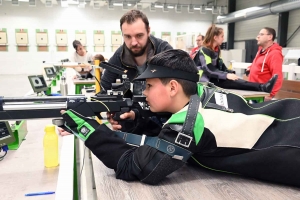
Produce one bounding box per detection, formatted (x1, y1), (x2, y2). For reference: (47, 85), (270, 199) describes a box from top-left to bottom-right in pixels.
(134, 64), (199, 82)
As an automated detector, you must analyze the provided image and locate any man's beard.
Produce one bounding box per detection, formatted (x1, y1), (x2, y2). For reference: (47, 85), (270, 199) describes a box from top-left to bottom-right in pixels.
(129, 38), (149, 57)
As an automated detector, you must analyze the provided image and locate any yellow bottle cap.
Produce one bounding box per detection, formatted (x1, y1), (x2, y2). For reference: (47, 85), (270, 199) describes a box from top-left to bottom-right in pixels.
(44, 124), (56, 132)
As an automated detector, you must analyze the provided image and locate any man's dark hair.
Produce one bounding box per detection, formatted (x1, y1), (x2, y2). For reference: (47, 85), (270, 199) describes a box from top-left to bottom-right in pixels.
(198, 34), (204, 40)
(73, 40), (82, 51)
(148, 49), (198, 96)
(120, 9), (149, 32)
(264, 27), (276, 41)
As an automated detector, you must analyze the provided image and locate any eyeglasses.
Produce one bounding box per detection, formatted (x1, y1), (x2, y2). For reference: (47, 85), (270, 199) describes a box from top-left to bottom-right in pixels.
(257, 33), (270, 36)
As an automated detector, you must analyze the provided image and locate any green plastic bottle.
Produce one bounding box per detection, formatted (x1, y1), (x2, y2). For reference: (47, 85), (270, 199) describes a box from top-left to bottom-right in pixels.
(43, 125), (59, 168)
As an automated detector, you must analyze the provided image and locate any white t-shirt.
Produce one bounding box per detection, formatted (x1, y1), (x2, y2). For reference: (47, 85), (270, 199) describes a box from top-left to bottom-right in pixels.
(70, 52), (94, 72)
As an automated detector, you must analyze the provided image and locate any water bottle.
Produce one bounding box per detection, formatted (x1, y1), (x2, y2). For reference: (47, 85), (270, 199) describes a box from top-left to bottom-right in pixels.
(43, 125), (59, 168)
(60, 75), (68, 96)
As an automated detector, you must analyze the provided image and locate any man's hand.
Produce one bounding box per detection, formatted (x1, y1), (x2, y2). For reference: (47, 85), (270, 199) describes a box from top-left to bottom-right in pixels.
(107, 111), (135, 130)
(61, 109), (100, 141)
(227, 73), (239, 81)
(264, 96), (273, 101)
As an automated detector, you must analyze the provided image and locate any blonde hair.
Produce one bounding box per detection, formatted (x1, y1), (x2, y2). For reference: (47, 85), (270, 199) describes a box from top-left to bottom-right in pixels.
(203, 24), (223, 50)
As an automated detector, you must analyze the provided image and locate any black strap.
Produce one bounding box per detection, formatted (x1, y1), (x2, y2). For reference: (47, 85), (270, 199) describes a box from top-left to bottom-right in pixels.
(181, 94), (201, 137)
(174, 94), (201, 148)
(114, 131), (192, 162)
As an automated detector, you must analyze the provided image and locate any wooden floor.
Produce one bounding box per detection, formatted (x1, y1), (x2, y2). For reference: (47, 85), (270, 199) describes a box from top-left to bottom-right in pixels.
(92, 154), (300, 200)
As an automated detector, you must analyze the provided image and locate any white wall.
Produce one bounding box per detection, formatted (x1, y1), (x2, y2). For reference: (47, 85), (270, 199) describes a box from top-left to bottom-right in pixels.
(0, 1), (213, 75)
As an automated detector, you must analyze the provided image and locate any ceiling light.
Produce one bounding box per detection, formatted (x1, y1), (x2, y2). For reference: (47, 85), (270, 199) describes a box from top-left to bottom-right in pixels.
(113, 2), (122, 6)
(167, 5), (174, 9)
(154, 3), (163, 8)
(19, 0), (29, 2)
(205, 6), (212, 11)
(194, 6), (200, 10)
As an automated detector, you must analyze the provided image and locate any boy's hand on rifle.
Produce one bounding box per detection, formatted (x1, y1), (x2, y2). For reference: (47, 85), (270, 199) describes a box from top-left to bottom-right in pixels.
(60, 110), (100, 141)
(107, 111), (135, 130)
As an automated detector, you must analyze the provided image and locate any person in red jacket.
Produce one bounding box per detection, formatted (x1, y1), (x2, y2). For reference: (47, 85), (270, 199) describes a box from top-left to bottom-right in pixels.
(189, 34), (204, 59)
(246, 27), (283, 101)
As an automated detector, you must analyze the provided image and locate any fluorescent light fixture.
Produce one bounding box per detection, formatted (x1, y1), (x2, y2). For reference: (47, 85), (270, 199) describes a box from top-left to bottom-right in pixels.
(167, 5), (174, 9)
(194, 6), (200, 10)
(205, 6), (212, 11)
(19, 0), (29, 2)
(154, 4), (163, 8)
(113, 2), (122, 6)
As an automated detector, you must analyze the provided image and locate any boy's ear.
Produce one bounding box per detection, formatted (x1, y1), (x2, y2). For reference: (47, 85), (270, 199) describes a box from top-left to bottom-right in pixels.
(169, 80), (179, 96)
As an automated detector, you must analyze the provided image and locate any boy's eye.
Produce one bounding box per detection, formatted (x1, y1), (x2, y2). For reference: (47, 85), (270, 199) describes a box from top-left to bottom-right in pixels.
(146, 84), (151, 89)
(137, 34), (143, 38)
(124, 35), (131, 39)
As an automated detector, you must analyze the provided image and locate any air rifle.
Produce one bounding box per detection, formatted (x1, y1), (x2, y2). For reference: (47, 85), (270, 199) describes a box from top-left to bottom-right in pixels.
(0, 62), (148, 130)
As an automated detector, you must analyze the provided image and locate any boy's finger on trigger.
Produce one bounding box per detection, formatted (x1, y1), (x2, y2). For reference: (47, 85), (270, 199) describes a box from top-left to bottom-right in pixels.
(60, 110), (66, 114)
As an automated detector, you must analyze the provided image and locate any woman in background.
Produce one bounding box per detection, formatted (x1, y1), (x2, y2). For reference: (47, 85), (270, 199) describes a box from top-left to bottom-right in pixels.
(194, 25), (277, 93)
(70, 40), (94, 79)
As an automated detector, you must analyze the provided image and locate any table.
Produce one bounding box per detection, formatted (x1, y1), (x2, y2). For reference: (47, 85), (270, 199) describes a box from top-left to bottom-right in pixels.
(0, 75), (75, 200)
(91, 154), (300, 200)
(73, 79), (95, 94)
(228, 89), (269, 103)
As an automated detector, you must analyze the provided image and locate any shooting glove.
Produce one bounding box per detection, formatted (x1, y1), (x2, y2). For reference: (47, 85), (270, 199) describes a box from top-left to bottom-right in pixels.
(62, 109), (100, 141)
